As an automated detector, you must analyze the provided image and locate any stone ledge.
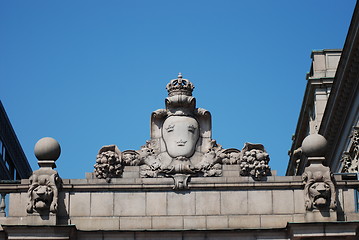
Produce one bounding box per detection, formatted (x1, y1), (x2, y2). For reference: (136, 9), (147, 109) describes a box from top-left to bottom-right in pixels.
(70, 217), (120, 230)
(60, 179), (306, 191)
(64, 215), (311, 231)
(1, 179), (358, 193)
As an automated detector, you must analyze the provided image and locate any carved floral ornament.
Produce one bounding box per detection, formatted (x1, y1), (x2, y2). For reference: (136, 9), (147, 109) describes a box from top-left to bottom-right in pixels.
(94, 74), (271, 189)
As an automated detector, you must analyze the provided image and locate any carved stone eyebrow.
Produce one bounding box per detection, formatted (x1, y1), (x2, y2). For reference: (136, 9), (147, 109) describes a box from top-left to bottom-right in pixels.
(165, 124), (175, 132)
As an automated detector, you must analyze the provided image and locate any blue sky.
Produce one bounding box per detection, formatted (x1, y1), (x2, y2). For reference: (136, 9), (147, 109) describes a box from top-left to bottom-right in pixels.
(0, 0), (356, 179)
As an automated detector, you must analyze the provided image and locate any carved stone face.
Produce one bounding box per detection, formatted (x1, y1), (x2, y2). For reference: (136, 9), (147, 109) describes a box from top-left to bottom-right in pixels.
(309, 181), (330, 208)
(31, 175), (54, 211)
(162, 116), (199, 158)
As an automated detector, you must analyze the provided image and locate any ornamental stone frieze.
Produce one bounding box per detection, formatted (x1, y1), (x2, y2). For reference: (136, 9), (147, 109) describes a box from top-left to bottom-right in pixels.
(94, 74), (271, 189)
(301, 134), (336, 220)
(27, 137), (62, 217)
(341, 126), (359, 173)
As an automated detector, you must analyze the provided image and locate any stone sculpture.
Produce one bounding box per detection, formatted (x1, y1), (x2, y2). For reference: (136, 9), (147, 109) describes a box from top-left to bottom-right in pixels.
(27, 137), (62, 214)
(301, 134), (336, 211)
(95, 74), (271, 189)
(240, 143), (271, 180)
(94, 145), (123, 182)
(341, 127), (359, 173)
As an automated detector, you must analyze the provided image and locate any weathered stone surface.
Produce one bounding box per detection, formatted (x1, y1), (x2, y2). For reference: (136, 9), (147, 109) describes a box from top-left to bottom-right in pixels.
(69, 192), (91, 217)
(26, 213), (57, 225)
(294, 189), (306, 213)
(260, 214), (293, 228)
(9, 193), (27, 217)
(273, 190), (294, 214)
(304, 210), (337, 222)
(248, 190), (272, 214)
(293, 214), (305, 222)
(183, 216), (206, 229)
(71, 217), (120, 230)
(345, 212), (359, 221)
(195, 191), (220, 215)
(221, 191), (248, 214)
(222, 170), (240, 177)
(343, 188), (356, 213)
(152, 216), (183, 229)
(167, 191), (195, 215)
(228, 215), (261, 228)
(146, 192), (167, 215)
(206, 215), (228, 229)
(114, 192), (146, 216)
(57, 191), (69, 217)
(90, 192), (114, 216)
(119, 216), (151, 230)
(122, 171), (140, 178)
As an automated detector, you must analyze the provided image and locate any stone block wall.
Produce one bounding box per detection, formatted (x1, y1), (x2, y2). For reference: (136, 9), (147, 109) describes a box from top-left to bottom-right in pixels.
(4, 165), (359, 233)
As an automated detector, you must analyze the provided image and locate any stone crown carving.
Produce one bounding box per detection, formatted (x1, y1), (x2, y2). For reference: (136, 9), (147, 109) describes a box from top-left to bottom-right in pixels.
(94, 74), (271, 189)
(166, 73), (194, 97)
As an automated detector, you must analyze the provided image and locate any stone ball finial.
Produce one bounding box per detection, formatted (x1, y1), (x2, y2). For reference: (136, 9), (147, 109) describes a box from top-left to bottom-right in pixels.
(34, 137), (61, 161)
(301, 133), (327, 157)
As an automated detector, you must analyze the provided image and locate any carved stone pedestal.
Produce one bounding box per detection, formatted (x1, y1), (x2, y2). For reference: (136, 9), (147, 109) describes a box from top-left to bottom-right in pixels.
(27, 213), (57, 225)
(304, 210), (337, 222)
(301, 134), (337, 223)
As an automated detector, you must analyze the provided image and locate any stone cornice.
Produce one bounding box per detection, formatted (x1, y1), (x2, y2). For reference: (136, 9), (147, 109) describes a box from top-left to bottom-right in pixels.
(319, 1), (359, 168)
(286, 77), (334, 175)
(3, 177), (359, 192)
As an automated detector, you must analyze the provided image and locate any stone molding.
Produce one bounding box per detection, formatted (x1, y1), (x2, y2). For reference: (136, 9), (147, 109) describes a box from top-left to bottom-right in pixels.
(320, 4), (359, 170)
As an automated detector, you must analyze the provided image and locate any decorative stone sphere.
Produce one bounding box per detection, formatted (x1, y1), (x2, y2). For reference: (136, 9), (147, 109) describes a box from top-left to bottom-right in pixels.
(301, 133), (327, 157)
(34, 137), (61, 161)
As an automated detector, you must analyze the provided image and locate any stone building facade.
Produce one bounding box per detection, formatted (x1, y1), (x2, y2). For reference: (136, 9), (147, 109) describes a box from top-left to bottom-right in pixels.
(288, 1), (359, 176)
(1, 2), (359, 240)
(0, 72), (358, 239)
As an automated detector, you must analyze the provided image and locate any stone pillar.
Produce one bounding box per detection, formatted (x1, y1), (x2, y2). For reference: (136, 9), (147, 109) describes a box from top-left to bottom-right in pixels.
(26, 137), (62, 225)
(301, 134), (337, 221)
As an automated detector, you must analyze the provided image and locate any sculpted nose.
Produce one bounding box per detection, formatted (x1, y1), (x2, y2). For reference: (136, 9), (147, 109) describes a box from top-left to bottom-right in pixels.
(316, 184), (327, 193)
(36, 188), (46, 195)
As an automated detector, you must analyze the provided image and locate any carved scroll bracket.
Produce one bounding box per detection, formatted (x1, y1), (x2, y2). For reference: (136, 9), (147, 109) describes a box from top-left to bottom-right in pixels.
(171, 174), (190, 190)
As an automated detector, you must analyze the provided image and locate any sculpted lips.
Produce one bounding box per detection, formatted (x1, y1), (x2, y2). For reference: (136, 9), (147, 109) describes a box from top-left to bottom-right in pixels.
(176, 140), (187, 146)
